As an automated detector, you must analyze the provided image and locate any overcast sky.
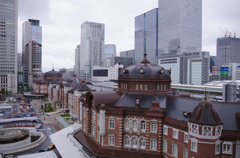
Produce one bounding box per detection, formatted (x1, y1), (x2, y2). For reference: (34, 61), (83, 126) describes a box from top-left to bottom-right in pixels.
(18, 0), (240, 72)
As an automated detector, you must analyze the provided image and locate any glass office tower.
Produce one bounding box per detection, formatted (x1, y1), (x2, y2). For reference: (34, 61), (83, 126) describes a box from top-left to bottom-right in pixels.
(158, 0), (202, 54)
(105, 44), (116, 59)
(0, 0), (18, 93)
(22, 19), (42, 62)
(80, 21), (105, 80)
(135, 8), (158, 64)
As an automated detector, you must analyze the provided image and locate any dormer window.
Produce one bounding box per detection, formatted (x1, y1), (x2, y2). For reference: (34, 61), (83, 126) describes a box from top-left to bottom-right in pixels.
(122, 68), (128, 74)
(139, 67), (144, 74)
(136, 99), (140, 105)
(158, 68), (164, 75)
(135, 97), (141, 105)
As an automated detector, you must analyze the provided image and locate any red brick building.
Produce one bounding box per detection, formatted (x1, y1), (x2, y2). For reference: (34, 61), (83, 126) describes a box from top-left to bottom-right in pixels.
(33, 56), (240, 158)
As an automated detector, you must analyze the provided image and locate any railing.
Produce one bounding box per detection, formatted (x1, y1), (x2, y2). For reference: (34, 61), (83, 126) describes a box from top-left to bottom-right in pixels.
(68, 135), (92, 158)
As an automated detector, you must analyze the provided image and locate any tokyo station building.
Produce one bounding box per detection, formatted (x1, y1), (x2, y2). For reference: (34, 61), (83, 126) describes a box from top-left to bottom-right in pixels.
(33, 55), (240, 158)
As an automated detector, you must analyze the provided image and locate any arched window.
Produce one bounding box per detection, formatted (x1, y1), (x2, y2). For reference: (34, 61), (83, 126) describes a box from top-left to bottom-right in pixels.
(133, 120), (138, 132)
(125, 119), (130, 130)
(124, 136), (130, 147)
(132, 137), (138, 149)
(141, 120), (146, 132)
(140, 138), (146, 150)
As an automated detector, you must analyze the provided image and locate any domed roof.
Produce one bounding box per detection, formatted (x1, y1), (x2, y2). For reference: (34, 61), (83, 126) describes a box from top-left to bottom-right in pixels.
(119, 54), (171, 79)
(45, 69), (61, 76)
(189, 98), (223, 125)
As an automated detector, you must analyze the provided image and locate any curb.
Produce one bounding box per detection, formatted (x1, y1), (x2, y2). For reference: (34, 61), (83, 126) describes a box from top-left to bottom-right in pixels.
(2, 134), (47, 155)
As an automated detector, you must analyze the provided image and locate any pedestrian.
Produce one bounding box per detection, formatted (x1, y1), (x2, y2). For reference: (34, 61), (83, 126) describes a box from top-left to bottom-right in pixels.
(44, 117), (45, 120)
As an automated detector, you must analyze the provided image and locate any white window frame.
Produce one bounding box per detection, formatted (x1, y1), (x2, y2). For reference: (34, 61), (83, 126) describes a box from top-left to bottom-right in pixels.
(124, 137), (129, 147)
(132, 137), (138, 149)
(133, 120), (138, 132)
(183, 148), (188, 158)
(222, 141), (232, 154)
(150, 138), (157, 150)
(172, 143), (178, 157)
(109, 135), (115, 146)
(124, 119), (129, 130)
(163, 125), (168, 135)
(184, 133), (188, 143)
(172, 129), (178, 140)
(109, 119), (115, 129)
(140, 120), (146, 132)
(140, 138), (146, 149)
(215, 142), (221, 155)
(97, 130), (100, 142)
(163, 139), (168, 153)
(191, 139), (198, 153)
(151, 122), (157, 133)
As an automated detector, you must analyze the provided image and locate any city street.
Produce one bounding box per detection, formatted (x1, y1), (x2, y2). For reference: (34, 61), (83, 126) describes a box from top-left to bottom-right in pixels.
(4, 125), (57, 157)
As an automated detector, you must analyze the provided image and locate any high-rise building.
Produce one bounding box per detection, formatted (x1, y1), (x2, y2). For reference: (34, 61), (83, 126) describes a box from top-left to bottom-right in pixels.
(80, 21), (105, 80)
(210, 56), (216, 73)
(22, 19), (42, 64)
(135, 8), (158, 64)
(120, 49), (135, 59)
(216, 37), (240, 70)
(158, 51), (209, 85)
(24, 40), (43, 86)
(105, 44), (116, 59)
(22, 19), (42, 87)
(75, 45), (80, 78)
(0, 0), (18, 93)
(158, 0), (202, 54)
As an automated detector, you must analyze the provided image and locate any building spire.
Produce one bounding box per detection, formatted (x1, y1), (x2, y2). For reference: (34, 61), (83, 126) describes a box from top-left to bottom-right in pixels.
(141, 39), (150, 64)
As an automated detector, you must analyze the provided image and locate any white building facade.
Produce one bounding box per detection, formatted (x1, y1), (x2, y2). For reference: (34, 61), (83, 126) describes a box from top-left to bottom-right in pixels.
(0, 0), (18, 93)
(158, 51), (209, 85)
(92, 64), (123, 82)
(80, 21), (105, 80)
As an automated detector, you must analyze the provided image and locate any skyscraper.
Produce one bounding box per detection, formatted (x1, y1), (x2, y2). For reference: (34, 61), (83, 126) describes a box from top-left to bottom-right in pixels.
(0, 0), (18, 93)
(80, 21), (105, 80)
(22, 19), (42, 87)
(105, 44), (116, 59)
(158, 0), (202, 54)
(22, 19), (42, 63)
(24, 40), (43, 86)
(135, 8), (158, 64)
(216, 37), (240, 70)
(75, 44), (80, 78)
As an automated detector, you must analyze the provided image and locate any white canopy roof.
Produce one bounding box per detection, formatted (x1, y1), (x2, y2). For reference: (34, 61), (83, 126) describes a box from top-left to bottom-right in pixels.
(49, 123), (84, 158)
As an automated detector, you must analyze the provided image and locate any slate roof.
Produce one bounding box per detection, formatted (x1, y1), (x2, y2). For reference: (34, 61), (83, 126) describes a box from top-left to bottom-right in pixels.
(189, 98), (223, 125)
(45, 69), (61, 76)
(165, 95), (240, 131)
(90, 91), (123, 105)
(113, 94), (166, 108)
(119, 63), (170, 79)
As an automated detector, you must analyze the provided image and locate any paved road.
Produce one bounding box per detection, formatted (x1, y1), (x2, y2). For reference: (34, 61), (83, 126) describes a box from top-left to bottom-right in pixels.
(4, 125), (57, 158)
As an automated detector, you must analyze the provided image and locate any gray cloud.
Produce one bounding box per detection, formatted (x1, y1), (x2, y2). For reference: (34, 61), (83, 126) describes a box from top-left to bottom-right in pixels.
(18, 0), (240, 72)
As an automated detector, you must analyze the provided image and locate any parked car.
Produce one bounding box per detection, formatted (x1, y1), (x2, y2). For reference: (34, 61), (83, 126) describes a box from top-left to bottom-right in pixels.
(46, 143), (55, 151)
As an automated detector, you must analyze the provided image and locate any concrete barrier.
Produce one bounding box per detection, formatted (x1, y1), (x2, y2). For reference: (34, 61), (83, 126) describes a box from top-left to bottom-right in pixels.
(0, 131), (47, 154)
(0, 136), (31, 150)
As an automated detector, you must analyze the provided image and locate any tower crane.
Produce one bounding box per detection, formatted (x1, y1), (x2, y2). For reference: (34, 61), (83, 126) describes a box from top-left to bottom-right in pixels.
(219, 28), (227, 37)
(233, 30), (236, 38)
